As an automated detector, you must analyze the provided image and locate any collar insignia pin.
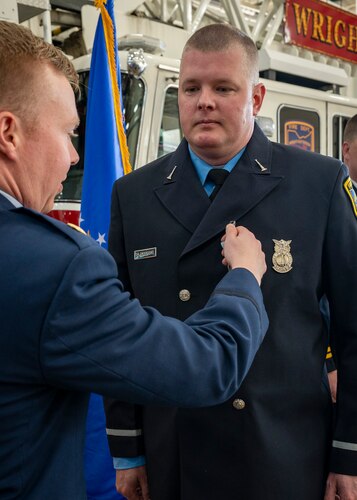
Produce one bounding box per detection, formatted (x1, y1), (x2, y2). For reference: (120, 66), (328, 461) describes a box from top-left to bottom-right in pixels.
(272, 239), (293, 273)
(255, 159), (267, 172)
(166, 165), (178, 180)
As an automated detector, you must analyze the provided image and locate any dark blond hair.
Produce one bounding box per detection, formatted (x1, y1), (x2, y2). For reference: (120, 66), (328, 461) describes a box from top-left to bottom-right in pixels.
(183, 23), (259, 84)
(0, 20), (79, 119)
(343, 114), (357, 142)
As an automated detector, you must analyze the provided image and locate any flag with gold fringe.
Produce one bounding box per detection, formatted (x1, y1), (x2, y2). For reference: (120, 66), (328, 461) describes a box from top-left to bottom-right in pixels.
(80, 0), (131, 247)
(81, 1), (131, 498)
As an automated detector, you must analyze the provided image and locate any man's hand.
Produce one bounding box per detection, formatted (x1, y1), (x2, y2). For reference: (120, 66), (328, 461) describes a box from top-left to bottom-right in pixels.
(324, 472), (357, 499)
(222, 224), (266, 285)
(116, 466), (150, 500)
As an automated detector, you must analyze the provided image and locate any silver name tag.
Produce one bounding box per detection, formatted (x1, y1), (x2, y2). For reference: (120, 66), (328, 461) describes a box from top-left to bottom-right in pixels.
(134, 247), (157, 260)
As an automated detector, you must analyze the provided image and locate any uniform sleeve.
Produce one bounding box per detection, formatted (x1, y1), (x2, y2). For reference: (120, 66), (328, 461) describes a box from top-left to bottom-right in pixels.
(105, 183), (144, 457)
(324, 165), (357, 474)
(104, 399), (144, 457)
(40, 237), (268, 408)
(325, 346), (336, 373)
(319, 296), (335, 372)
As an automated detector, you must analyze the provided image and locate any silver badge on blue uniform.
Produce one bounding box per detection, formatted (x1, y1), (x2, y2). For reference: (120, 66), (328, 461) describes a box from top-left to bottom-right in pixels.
(272, 239), (293, 273)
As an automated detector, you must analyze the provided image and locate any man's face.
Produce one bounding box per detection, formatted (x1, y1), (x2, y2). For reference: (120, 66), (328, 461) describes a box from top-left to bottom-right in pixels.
(18, 64), (79, 213)
(178, 45), (265, 165)
(343, 137), (357, 183)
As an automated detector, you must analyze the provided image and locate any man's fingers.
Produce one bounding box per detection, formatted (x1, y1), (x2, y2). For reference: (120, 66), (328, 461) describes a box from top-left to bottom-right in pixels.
(225, 223), (238, 238)
(324, 473), (337, 500)
(221, 224), (266, 284)
(115, 468), (148, 500)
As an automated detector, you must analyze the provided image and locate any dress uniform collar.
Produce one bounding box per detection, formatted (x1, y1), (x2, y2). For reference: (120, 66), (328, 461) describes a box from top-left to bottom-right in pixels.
(158, 141), (210, 233)
(154, 125), (284, 255)
(188, 144), (246, 192)
(0, 190), (22, 209)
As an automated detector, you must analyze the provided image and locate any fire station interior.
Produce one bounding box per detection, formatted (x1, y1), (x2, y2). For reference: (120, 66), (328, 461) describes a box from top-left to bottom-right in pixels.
(3, 0), (357, 208)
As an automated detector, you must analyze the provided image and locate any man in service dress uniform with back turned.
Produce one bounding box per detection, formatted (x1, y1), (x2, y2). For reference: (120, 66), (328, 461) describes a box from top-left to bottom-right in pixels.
(106, 24), (357, 500)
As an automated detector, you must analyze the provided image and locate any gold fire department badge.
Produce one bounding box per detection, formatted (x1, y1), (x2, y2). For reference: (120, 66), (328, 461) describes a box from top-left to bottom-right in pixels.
(272, 239), (293, 273)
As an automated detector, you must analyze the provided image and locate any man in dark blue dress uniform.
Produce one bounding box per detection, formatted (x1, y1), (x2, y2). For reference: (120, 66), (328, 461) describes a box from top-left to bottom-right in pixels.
(106, 23), (357, 500)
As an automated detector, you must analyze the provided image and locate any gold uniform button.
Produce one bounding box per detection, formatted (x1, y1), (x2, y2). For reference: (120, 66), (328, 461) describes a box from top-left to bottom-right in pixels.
(233, 398), (246, 410)
(179, 289), (191, 302)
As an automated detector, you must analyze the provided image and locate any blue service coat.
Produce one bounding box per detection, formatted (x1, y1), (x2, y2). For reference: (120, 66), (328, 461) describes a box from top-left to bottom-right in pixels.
(0, 193), (267, 499)
(106, 124), (357, 499)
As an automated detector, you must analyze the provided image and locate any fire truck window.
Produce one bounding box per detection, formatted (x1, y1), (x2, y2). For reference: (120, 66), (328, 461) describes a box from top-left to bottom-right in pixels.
(279, 106), (320, 153)
(158, 87), (182, 158)
(332, 115), (350, 160)
(57, 71), (145, 202)
(122, 74), (145, 166)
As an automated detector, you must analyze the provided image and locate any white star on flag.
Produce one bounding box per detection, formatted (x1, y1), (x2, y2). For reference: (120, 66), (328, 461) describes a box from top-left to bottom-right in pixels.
(96, 233), (107, 246)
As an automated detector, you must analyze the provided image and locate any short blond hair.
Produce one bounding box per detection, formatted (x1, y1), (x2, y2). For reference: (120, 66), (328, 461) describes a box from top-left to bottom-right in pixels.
(343, 114), (357, 143)
(0, 20), (79, 119)
(183, 23), (259, 84)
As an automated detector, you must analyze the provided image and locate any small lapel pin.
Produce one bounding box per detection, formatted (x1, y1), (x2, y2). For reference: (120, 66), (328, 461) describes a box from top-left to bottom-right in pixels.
(255, 159), (267, 172)
(166, 165), (177, 180)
